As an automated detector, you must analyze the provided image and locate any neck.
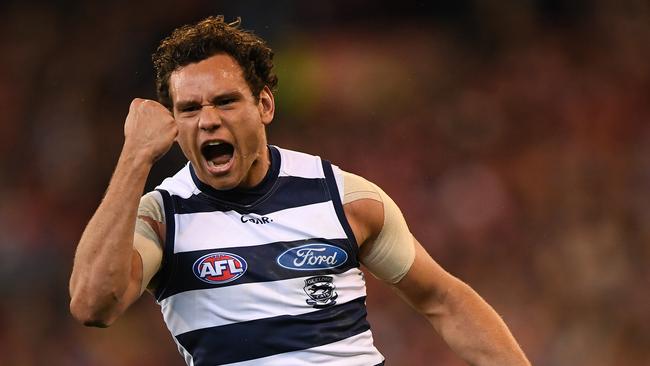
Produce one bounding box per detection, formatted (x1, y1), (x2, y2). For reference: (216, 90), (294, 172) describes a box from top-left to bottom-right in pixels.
(239, 145), (271, 189)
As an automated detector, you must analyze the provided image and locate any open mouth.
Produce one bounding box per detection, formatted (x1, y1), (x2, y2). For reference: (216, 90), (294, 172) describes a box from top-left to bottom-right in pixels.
(201, 142), (234, 169)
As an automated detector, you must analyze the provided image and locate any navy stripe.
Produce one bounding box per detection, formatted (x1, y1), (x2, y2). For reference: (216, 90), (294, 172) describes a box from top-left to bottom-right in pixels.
(159, 238), (359, 299)
(170, 176), (328, 215)
(176, 296), (370, 366)
(321, 161), (360, 259)
(154, 189), (177, 301)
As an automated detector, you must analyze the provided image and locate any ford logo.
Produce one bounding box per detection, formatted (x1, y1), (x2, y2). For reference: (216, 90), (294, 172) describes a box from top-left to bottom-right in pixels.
(277, 244), (348, 271)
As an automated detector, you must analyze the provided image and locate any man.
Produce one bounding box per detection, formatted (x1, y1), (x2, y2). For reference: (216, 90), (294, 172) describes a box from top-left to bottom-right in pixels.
(69, 16), (530, 366)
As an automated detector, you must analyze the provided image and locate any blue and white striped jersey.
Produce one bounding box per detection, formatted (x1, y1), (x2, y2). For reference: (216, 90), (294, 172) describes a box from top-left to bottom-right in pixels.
(153, 146), (385, 366)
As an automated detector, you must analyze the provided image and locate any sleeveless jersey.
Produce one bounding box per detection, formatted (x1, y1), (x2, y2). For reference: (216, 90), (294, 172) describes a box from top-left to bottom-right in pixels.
(154, 146), (385, 366)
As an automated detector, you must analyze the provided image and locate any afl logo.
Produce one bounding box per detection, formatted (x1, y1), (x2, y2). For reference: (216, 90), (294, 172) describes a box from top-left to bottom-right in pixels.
(277, 243), (348, 271)
(193, 252), (247, 284)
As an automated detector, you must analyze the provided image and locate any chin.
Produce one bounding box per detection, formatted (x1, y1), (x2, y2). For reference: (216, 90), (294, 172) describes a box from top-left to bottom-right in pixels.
(206, 174), (241, 191)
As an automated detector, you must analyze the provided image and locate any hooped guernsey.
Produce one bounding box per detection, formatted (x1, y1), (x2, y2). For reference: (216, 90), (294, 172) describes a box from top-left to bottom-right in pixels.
(153, 146), (386, 366)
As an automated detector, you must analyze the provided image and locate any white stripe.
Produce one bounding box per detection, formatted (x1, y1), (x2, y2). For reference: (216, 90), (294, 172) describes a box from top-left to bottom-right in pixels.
(157, 163), (200, 199)
(156, 148), (326, 199)
(277, 147), (325, 179)
(173, 339), (194, 366)
(221, 330), (384, 366)
(173, 201), (347, 253)
(159, 268), (366, 336)
(332, 164), (345, 202)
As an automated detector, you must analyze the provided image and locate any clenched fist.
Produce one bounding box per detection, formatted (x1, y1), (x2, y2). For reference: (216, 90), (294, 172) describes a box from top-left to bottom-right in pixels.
(123, 98), (178, 164)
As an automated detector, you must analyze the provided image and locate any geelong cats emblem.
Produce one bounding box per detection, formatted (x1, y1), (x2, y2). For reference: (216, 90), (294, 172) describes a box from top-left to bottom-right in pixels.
(303, 276), (338, 308)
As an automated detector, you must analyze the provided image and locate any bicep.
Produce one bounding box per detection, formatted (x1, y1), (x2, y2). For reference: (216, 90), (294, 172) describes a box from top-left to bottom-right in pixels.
(108, 222), (163, 323)
(343, 171), (415, 284)
(113, 233), (163, 318)
(134, 191), (165, 293)
(119, 249), (148, 310)
(133, 232), (163, 294)
(95, 247), (148, 325)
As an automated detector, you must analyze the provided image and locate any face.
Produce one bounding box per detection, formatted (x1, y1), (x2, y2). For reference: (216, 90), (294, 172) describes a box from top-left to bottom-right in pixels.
(169, 53), (274, 190)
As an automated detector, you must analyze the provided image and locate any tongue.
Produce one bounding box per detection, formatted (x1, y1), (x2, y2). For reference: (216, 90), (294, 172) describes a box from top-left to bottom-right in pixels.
(211, 153), (232, 165)
(203, 143), (234, 165)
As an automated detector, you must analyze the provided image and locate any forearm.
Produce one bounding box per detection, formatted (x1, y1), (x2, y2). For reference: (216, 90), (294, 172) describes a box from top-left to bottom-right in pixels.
(393, 240), (529, 365)
(69, 148), (151, 324)
(429, 279), (530, 366)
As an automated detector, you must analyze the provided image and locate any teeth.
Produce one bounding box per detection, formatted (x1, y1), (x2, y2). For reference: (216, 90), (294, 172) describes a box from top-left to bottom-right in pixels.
(207, 142), (222, 146)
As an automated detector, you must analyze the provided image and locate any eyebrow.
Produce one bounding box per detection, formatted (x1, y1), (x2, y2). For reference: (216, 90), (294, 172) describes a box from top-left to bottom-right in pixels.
(174, 91), (244, 110)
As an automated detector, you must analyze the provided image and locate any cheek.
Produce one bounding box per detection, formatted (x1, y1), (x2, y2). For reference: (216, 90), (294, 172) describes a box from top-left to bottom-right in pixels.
(176, 124), (197, 156)
(241, 113), (264, 144)
(238, 126), (264, 154)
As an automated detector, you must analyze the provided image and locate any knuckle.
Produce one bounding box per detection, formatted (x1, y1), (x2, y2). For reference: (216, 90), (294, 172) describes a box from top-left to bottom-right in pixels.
(130, 98), (155, 111)
(130, 98), (143, 107)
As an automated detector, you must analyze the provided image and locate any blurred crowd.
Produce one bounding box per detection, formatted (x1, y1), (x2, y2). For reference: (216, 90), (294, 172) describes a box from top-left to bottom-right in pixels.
(0, 0), (648, 365)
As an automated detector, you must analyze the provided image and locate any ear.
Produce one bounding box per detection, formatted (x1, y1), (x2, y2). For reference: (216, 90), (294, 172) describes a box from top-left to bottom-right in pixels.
(257, 86), (275, 125)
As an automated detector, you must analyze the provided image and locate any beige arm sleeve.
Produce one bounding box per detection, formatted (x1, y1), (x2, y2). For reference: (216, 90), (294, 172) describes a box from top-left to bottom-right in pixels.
(343, 171), (416, 284)
(134, 191), (164, 294)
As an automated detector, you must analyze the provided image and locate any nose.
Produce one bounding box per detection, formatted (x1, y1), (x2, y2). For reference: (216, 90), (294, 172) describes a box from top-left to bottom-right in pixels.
(197, 105), (221, 132)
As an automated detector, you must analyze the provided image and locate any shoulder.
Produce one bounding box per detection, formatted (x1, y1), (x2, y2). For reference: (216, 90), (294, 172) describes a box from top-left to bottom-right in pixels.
(341, 171), (382, 204)
(274, 146), (325, 179)
(139, 191), (163, 215)
(340, 171), (386, 246)
(156, 162), (198, 198)
(340, 170), (416, 284)
(136, 191), (165, 245)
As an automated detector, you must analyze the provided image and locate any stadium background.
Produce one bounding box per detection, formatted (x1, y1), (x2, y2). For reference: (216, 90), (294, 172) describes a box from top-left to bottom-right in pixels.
(0, 0), (648, 365)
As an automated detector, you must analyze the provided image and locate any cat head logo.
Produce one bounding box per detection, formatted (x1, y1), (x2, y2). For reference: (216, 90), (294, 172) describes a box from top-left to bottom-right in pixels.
(303, 276), (338, 308)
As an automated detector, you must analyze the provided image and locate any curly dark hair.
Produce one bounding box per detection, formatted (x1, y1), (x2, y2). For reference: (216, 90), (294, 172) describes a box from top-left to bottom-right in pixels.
(152, 16), (278, 109)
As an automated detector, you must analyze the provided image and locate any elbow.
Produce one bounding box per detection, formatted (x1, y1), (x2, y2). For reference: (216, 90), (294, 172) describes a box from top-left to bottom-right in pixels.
(69, 293), (118, 328)
(68, 269), (132, 327)
(420, 277), (472, 319)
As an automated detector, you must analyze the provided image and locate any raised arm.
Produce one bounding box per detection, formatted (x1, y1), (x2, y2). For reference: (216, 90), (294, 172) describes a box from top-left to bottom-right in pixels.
(342, 172), (530, 365)
(69, 99), (176, 327)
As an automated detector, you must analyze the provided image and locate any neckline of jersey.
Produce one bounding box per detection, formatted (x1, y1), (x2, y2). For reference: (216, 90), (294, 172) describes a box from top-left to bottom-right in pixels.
(188, 145), (281, 208)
